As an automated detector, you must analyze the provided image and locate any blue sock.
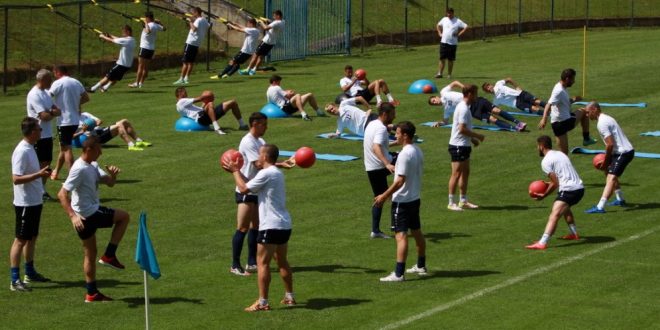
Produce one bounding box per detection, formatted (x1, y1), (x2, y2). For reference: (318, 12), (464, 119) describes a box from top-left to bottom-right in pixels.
(24, 261), (36, 276)
(395, 262), (405, 277)
(247, 229), (259, 266)
(232, 230), (247, 268)
(104, 243), (118, 258)
(498, 110), (518, 123)
(85, 281), (98, 295)
(417, 256), (426, 269)
(371, 206), (383, 233)
(10, 267), (20, 282)
(494, 120), (514, 130)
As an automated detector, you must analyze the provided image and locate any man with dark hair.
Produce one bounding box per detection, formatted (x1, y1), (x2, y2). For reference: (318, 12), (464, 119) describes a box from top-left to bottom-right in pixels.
(340, 65), (399, 106)
(363, 102), (399, 238)
(482, 77), (547, 114)
(538, 68), (597, 154)
(89, 25), (135, 93)
(211, 18), (260, 79)
(130, 11), (166, 88)
(57, 136), (131, 302)
(266, 75), (323, 121)
(10, 117), (54, 292)
(241, 10), (285, 76)
(375, 121), (426, 282)
(447, 84), (484, 211)
(435, 8), (467, 79)
(527, 135), (584, 250)
(174, 7), (210, 84)
(223, 143), (296, 311)
(428, 80), (464, 126)
(175, 87), (248, 134)
(584, 102), (635, 214)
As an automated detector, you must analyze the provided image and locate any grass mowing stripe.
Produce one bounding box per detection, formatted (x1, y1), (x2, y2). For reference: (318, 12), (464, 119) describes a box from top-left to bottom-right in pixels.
(380, 225), (660, 330)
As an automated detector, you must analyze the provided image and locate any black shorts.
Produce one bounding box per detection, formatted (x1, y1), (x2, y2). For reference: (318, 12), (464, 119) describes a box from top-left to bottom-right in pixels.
(367, 168), (391, 197)
(356, 88), (375, 102)
(182, 43), (199, 63)
(551, 115), (577, 137)
(608, 150), (634, 177)
(35, 137), (53, 163)
(91, 127), (114, 144)
(106, 64), (130, 81)
(197, 104), (226, 126)
(232, 52), (252, 65)
(515, 91), (538, 112)
(57, 125), (78, 147)
(440, 43), (457, 61)
(255, 42), (274, 56)
(391, 199), (421, 233)
(14, 204), (43, 240)
(448, 144), (471, 162)
(282, 103), (298, 115)
(235, 192), (258, 204)
(139, 48), (155, 59)
(258, 229), (291, 245)
(556, 188), (584, 206)
(470, 97), (495, 121)
(77, 206), (115, 240)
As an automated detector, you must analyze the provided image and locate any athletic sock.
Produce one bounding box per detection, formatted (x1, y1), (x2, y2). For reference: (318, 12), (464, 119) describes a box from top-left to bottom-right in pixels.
(395, 262), (405, 277)
(498, 110), (518, 123)
(371, 205), (383, 233)
(448, 194), (455, 205)
(212, 121), (221, 131)
(24, 261), (36, 277)
(582, 132), (591, 141)
(10, 267), (19, 282)
(247, 229), (258, 266)
(183, 76), (189, 82)
(539, 233), (551, 245)
(494, 119), (515, 130)
(128, 141), (135, 147)
(136, 138), (143, 143)
(568, 224), (578, 235)
(597, 197), (607, 209)
(104, 243), (118, 258)
(459, 195), (467, 203)
(417, 256), (426, 269)
(238, 118), (246, 127)
(259, 298), (268, 306)
(615, 189), (624, 201)
(376, 95), (382, 104)
(91, 83), (101, 91)
(386, 93), (394, 102)
(85, 281), (98, 295)
(103, 82), (112, 91)
(231, 230), (247, 268)
(285, 292), (295, 300)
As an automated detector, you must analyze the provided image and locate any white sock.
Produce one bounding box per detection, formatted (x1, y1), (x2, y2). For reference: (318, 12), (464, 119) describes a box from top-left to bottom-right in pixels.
(597, 197), (607, 209)
(285, 292), (294, 300)
(301, 111), (308, 117)
(568, 224), (578, 235)
(212, 121), (220, 130)
(259, 298), (268, 306)
(103, 82), (112, 90)
(238, 118), (245, 126)
(387, 93), (394, 102)
(91, 83), (101, 91)
(460, 195), (467, 203)
(183, 76), (189, 81)
(376, 95), (382, 104)
(128, 141), (135, 147)
(539, 233), (551, 245)
(448, 194), (455, 205)
(136, 138), (143, 142)
(615, 189), (624, 201)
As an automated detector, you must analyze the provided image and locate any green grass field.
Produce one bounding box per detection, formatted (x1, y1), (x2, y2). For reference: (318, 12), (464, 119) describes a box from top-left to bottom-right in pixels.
(1, 27), (660, 329)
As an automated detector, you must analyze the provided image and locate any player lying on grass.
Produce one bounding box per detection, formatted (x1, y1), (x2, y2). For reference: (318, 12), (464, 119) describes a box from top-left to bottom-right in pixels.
(340, 65), (399, 106)
(76, 112), (152, 151)
(481, 77), (547, 114)
(324, 96), (379, 137)
(175, 87), (248, 135)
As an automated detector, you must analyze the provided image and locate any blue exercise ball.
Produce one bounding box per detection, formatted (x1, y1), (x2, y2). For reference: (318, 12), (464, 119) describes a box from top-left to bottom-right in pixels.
(72, 133), (87, 148)
(175, 117), (211, 132)
(260, 103), (290, 118)
(408, 79), (438, 94)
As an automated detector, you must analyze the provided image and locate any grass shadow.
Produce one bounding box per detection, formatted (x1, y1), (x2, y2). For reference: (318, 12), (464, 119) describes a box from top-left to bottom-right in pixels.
(45, 279), (141, 289)
(115, 179), (142, 184)
(555, 235), (616, 248)
(424, 232), (471, 243)
(121, 296), (205, 308)
(623, 202), (660, 211)
(478, 205), (542, 210)
(291, 298), (371, 310)
(292, 264), (384, 274)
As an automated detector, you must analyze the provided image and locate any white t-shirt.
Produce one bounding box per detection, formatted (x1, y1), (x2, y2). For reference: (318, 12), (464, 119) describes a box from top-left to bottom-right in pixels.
(62, 158), (108, 218)
(241, 27), (260, 54)
(26, 86), (54, 139)
(262, 20), (284, 45)
(266, 85), (288, 108)
(12, 140), (43, 206)
(186, 17), (210, 46)
(449, 101), (472, 147)
(176, 98), (203, 120)
(437, 17), (467, 45)
(246, 165), (292, 230)
(440, 85), (463, 121)
(547, 82), (572, 123)
(49, 76), (85, 126)
(392, 144), (423, 203)
(492, 80), (521, 108)
(140, 22), (164, 50)
(597, 113), (633, 154)
(113, 36), (135, 67)
(237, 133), (265, 194)
(339, 77), (366, 97)
(542, 150), (583, 192)
(363, 119), (391, 171)
(337, 98), (368, 136)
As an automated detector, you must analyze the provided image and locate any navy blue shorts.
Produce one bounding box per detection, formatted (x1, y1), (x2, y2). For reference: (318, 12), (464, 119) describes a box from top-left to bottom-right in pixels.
(77, 206), (115, 240)
(197, 104), (225, 126)
(14, 204), (43, 240)
(515, 91), (538, 112)
(258, 229), (291, 245)
(235, 192), (258, 204)
(35, 138), (53, 163)
(106, 64), (130, 81)
(551, 115), (577, 137)
(470, 97), (495, 121)
(448, 144), (471, 162)
(232, 52), (252, 65)
(91, 127), (113, 144)
(440, 43), (457, 61)
(556, 188), (584, 206)
(367, 168), (391, 197)
(608, 150), (634, 177)
(182, 44), (199, 63)
(139, 48), (155, 59)
(356, 88), (375, 102)
(282, 103), (297, 115)
(255, 42), (274, 56)
(391, 199), (421, 233)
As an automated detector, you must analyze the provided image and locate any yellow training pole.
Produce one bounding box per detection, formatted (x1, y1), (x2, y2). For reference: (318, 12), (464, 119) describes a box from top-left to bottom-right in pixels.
(582, 25), (587, 97)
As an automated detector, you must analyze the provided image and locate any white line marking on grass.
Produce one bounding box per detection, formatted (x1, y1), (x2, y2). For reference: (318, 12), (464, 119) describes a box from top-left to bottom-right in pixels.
(380, 226), (659, 330)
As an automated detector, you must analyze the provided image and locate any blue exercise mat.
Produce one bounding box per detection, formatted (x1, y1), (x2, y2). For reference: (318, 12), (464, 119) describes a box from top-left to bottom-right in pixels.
(573, 102), (647, 108)
(640, 131), (660, 137)
(571, 147), (660, 159)
(317, 132), (424, 143)
(421, 122), (516, 132)
(279, 150), (359, 162)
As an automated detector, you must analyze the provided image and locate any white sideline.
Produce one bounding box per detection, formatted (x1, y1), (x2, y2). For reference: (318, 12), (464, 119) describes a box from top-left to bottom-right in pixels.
(380, 226), (659, 330)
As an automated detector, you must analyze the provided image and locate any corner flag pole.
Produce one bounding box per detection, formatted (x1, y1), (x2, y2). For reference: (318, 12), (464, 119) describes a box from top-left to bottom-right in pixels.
(144, 271), (150, 330)
(582, 25), (587, 97)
